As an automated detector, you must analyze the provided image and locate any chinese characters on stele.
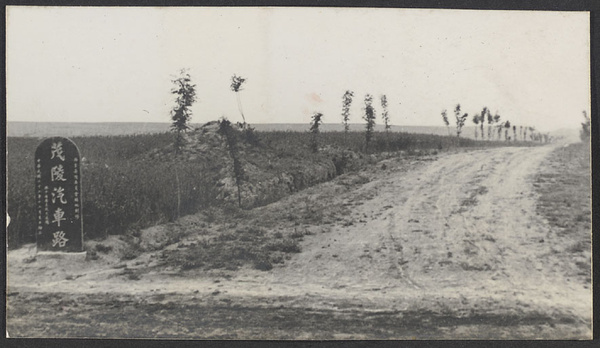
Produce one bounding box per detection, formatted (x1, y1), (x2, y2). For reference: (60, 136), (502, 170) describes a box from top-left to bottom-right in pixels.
(35, 137), (83, 252)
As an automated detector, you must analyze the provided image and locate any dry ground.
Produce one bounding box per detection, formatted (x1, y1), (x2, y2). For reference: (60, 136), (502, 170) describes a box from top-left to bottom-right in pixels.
(6, 142), (592, 339)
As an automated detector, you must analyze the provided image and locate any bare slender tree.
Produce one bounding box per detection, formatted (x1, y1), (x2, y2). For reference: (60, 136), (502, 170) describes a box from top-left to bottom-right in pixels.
(479, 107), (488, 140)
(454, 104), (468, 138)
(310, 112), (324, 153)
(364, 94), (376, 152)
(342, 90), (354, 132)
(493, 113), (501, 140)
(472, 113), (480, 140)
(341, 90), (354, 145)
(520, 126), (523, 141)
(528, 126), (536, 141)
(381, 95), (391, 132)
(218, 118), (244, 208)
(504, 121), (511, 141)
(230, 74), (247, 126)
(441, 109), (450, 136)
(170, 68), (197, 154)
(486, 109), (493, 140)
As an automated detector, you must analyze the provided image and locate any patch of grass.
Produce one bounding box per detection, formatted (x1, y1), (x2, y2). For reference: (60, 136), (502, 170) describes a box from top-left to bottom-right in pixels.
(119, 233), (143, 261)
(94, 243), (112, 254)
(86, 250), (99, 261)
(535, 143), (590, 233)
(120, 244), (142, 261)
(534, 142), (591, 284)
(265, 239), (301, 253)
(162, 225), (299, 272)
(118, 268), (141, 281)
(253, 258), (273, 271)
(290, 229), (305, 239)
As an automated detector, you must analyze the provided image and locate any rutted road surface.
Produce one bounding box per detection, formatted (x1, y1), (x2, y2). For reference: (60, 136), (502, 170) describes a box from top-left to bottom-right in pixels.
(7, 145), (592, 339)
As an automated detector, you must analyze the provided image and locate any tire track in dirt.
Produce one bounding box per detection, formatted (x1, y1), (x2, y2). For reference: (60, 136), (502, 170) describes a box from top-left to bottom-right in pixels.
(262, 151), (510, 281)
(254, 145), (588, 321)
(394, 148), (543, 287)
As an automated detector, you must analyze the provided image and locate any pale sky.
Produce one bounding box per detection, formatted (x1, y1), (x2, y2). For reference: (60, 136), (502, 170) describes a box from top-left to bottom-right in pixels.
(6, 7), (590, 132)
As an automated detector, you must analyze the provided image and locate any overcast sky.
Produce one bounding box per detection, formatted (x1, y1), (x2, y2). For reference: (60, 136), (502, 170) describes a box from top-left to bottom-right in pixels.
(6, 7), (590, 132)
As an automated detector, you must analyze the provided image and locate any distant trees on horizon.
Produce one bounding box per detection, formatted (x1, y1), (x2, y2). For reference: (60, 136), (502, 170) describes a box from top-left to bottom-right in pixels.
(168, 68), (566, 149)
(439, 103), (560, 144)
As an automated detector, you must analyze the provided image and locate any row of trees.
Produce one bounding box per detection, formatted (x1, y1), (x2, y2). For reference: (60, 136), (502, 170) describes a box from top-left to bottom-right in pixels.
(342, 91), (391, 152)
(170, 69), (563, 158)
(441, 104), (549, 142)
(170, 70), (394, 155)
(341, 91), (391, 133)
(310, 91), (392, 154)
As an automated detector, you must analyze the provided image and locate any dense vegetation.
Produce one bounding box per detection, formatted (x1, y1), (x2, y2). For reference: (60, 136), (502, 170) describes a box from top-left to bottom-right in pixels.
(7, 128), (530, 249)
(7, 133), (197, 245)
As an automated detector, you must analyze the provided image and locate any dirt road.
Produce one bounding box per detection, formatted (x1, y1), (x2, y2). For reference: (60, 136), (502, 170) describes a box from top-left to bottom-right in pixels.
(7, 145), (592, 339)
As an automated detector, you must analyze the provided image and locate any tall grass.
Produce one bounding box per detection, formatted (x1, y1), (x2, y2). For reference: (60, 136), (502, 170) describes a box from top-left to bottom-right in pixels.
(6, 133), (219, 246)
(7, 129), (529, 248)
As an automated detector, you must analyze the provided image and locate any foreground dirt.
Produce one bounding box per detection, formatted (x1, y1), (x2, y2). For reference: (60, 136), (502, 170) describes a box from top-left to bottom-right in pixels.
(6, 144), (592, 339)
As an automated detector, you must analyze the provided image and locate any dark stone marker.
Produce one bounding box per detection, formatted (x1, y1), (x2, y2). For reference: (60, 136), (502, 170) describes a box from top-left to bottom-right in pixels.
(35, 137), (83, 252)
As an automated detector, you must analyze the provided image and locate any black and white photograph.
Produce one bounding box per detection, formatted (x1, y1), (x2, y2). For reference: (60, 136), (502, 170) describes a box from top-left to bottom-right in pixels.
(5, 6), (592, 339)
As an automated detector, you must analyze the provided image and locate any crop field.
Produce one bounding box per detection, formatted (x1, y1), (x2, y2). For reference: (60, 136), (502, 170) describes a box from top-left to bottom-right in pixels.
(6, 126), (527, 249)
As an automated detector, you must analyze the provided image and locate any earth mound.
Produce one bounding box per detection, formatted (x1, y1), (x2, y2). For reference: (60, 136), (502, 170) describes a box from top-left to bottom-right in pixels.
(143, 121), (364, 208)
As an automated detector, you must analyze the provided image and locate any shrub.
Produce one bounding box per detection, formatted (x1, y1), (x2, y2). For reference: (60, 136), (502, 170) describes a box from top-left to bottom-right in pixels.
(253, 258), (273, 271)
(265, 238), (301, 253)
(95, 243), (112, 254)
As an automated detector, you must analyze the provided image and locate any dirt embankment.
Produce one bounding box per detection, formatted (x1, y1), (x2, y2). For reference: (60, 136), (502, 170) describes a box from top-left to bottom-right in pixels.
(7, 144), (591, 339)
(145, 122), (374, 208)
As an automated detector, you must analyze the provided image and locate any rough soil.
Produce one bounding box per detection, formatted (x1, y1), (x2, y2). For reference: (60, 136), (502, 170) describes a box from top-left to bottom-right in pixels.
(6, 144), (592, 339)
